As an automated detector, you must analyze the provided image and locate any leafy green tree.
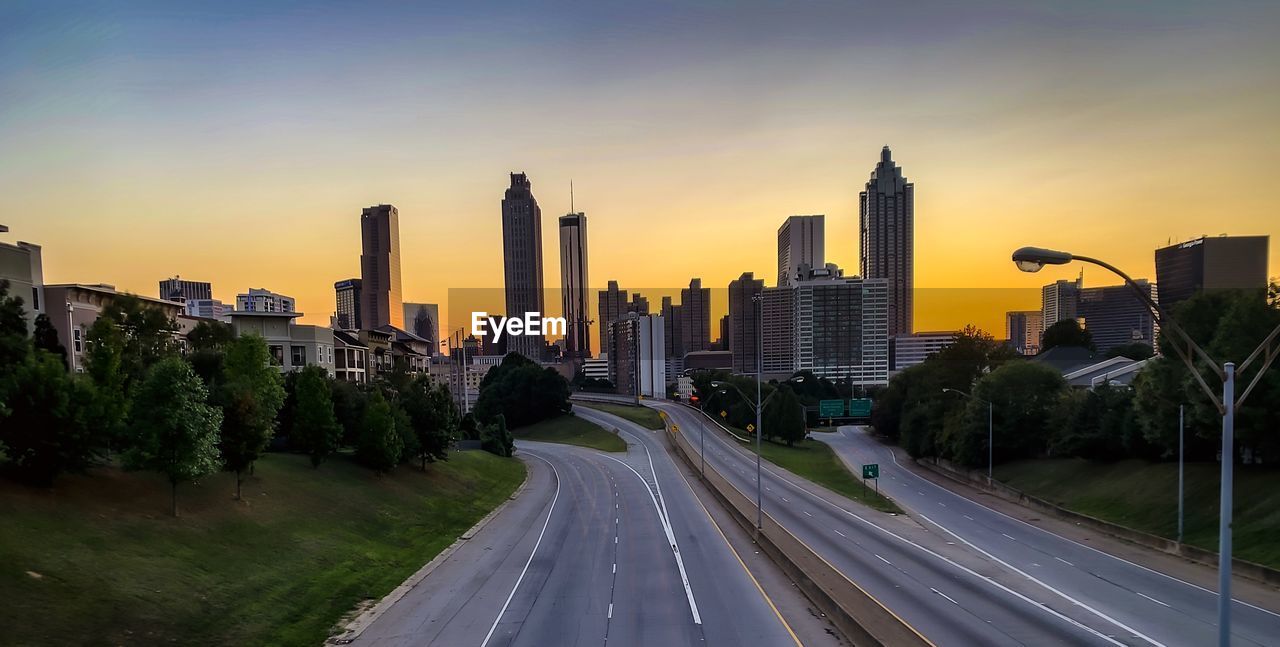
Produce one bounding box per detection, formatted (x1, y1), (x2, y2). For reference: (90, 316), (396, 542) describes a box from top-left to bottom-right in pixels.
(763, 385), (806, 446)
(480, 414), (514, 457)
(1041, 319), (1093, 352)
(401, 376), (458, 469)
(81, 317), (129, 452)
(458, 412), (481, 441)
(474, 354), (570, 428)
(330, 378), (367, 446)
(950, 361), (1066, 467)
(187, 320), (235, 352)
(0, 279), (29, 373)
(217, 335), (285, 498)
(32, 313), (66, 366)
(0, 350), (96, 485)
(356, 390), (403, 473)
(124, 357), (223, 516)
(291, 366), (343, 468)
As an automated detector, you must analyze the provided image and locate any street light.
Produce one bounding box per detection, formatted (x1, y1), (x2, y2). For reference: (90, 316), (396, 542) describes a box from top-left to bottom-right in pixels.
(711, 375), (804, 531)
(943, 388), (994, 485)
(1012, 245), (1280, 647)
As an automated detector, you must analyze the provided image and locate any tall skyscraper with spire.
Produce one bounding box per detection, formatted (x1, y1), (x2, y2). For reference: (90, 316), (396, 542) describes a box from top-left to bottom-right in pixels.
(559, 211), (590, 359)
(859, 146), (914, 337)
(360, 204), (404, 329)
(501, 172), (545, 360)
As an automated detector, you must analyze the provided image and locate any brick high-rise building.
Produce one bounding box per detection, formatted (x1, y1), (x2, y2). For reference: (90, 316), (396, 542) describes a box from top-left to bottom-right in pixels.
(680, 278), (711, 354)
(598, 280), (628, 355)
(727, 271), (764, 374)
(360, 204), (404, 329)
(501, 173), (545, 360)
(859, 146), (914, 337)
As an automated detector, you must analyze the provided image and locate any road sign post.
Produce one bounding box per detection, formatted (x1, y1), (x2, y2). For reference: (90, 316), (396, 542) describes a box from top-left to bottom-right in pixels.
(862, 463), (879, 497)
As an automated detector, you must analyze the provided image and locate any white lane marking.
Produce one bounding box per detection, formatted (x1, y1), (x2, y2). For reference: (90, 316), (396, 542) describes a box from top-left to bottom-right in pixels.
(1139, 592), (1171, 608)
(803, 510), (813, 517)
(612, 563), (616, 574)
(1056, 557), (1074, 567)
(918, 512), (1162, 647)
(938, 503), (947, 507)
(877, 434), (1280, 620)
(875, 554), (891, 565)
(781, 497), (789, 503)
(835, 529), (847, 538)
(608, 603), (614, 619)
(1002, 533), (1016, 540)
(602, 452), (702, 625)
(931, 588), (959, 605)
(963, 515), (974, 521)
(481, 453), (562, 647)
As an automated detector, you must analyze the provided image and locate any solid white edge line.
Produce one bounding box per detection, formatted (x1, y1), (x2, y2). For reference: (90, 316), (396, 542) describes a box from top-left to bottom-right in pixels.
(480, 452), (562, 647)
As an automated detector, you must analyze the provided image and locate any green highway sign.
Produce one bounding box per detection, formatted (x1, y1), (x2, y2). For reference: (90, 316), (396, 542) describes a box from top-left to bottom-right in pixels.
(862, 463), (879, 480)
(819, 399), (845, 417)
(850, 398), (872, 417)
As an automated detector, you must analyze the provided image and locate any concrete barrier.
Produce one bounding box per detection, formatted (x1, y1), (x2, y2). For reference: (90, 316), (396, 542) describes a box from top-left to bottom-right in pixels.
(664, 422), (930, 647)
(916, 457), (1280, 587)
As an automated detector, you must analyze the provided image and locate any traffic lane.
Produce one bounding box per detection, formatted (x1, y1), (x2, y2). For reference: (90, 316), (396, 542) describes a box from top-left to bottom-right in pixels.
(351, 451), (558, 647)
(652, 403), (1122, 646)
(574, 407), (802, 646)
(825, 427), (1280, 647)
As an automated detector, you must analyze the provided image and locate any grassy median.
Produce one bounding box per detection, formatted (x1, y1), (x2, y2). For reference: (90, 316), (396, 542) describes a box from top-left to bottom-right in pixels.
(0, 451), (525, 646)
(514, 414), (627, 452)
(574, 401), (666, 430)
(996, 458), (1280, 569)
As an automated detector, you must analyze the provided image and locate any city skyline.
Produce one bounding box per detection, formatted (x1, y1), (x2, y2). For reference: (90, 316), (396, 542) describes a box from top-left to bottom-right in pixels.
(2, 2), (1278, 337)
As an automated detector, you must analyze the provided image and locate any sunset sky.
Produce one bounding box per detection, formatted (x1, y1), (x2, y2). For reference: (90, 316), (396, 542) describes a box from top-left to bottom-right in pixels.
(2, 2), (1277, 347)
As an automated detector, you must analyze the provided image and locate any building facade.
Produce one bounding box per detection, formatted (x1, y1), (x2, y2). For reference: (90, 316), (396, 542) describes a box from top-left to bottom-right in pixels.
(680, 278), (711, 354)
(661, 296), (683, 382)
(360, 204), (404, 329)
(778, 215), (824, 287)
(1041, 276), (1082, 335)
(403, 302), (439, 355)
(760, 286), (796, 376)
(45, 283), (183, 372)
(158, 276), (211, 303)
(1005, 310), (1044, 356)
(727, 272), (764, 374)
(892, 331), (958, 372)
(236, 288), (296, 313)
(184, 298), (228, 321)
(333, 329), (368, 383)
(334, 278), (362, 330)
(558, 212), (591, 359)
(607, 313), (666, 399)
(0, 230), (43, 331)
(501, 173), (546, 361)
(1078, 281), (1157, 353)
(1155, 235), (1269, 309)
(598, 280), (627, 355)
(228, 310), (336, 377)
(859, 146), (914, 337)
(793, 265), (889, 385)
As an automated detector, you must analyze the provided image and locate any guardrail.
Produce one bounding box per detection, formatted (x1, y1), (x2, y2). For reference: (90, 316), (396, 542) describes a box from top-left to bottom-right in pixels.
(662, 414), (931, 647)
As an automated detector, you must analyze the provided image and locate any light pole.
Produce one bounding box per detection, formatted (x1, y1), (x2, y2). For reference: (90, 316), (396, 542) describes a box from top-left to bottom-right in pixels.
(1179, 404), (1185, 545)
(712, 375), (804, 531)
(943, 388), (994, 485)
(441, 328), (470, 415)
(1012, 246), (1280, 647)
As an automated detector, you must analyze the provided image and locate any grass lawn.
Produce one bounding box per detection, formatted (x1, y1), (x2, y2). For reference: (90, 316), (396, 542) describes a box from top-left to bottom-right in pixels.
(514, 414), (627, 452)
(995, 458), (1280, 569)
(0, 451), (525, 646)
(715, 426), (899, 513)
(575, 401), (666, 430)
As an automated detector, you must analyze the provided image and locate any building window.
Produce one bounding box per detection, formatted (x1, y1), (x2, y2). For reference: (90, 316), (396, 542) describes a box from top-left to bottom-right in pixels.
(291, 345), (306, 367)
(73, 328), (82, 353)
(269, 345), (284, 366)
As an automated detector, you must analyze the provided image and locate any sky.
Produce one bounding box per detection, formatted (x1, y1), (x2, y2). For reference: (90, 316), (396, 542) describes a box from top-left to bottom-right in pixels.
(2, 1), (1278, 348)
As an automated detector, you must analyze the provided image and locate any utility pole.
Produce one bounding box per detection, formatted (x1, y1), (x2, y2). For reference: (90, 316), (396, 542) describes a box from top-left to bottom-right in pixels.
(1178, 404), (1185, 545)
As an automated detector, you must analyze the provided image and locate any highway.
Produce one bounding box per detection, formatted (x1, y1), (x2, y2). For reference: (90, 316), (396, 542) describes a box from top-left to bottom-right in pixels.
(816, 425), (1280, 647)
(350, 415), (798, 646)
(651, 400), (1190, 646)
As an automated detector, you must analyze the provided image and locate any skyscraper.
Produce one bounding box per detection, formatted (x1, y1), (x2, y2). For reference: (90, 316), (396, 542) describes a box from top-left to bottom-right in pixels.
(598, 280), (628, 355)
(1041, 276), (1083, 336)
(159, 276), (211, 303)
(680, 278), (711, 354)
(859, 146), (914, 337)
(1005, 310), (1043, 356)
(1079, 282), (1157, 354)
(501, 173), (545, 361)
(794, 264), (889, 385)
(778, 215), (824, 287)
(662, 296), (684, 381)
(236, 288), (296, 313)
(559, 212), (590, 359)
(760, 286), (795, 376)
(334, 278), (362, 330)
(360, 204), (404, 329)
(403, 302), (440, 354)
(1154, 235), (1269, 308)
(728, 272), (764, 374)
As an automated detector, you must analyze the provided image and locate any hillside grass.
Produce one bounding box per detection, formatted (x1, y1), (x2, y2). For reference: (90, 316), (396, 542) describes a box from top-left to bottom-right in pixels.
(574, 401), (666, 430)
(514, 414), (627, 452)
(0, 451), (525, 646)
(995, 458), (1280, 568)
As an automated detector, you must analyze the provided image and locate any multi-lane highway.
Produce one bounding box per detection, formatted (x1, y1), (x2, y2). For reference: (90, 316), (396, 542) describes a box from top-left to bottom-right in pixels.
(651, 399), (1280, 647)
(816, 425), (1280, 647)
(350, 410), (798, 647)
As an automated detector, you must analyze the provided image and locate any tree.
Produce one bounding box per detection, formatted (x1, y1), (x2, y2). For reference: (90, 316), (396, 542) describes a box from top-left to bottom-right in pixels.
(401, 376), (458, 469)
(480, 414), (514, 457)
(356, 390), (402, 473)
(291, 366), (343, 468)
(124, 357), (223, 516)
(0, 350), (96, 485)
(32, 313), (66, 366)
(763, 385), (806, 446)
(1041, 319), (1093, 352)
(187, 320), (235, 353)
(0, 279), (29, 373)
(330, 378), (367, 447)
(950, 361), (1066, 467)
(474, 354), (570, 428)
(217, 335), (285, 498)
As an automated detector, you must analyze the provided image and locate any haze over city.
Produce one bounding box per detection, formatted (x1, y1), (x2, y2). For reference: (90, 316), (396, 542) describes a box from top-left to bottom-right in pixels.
(3, 1), (1278, 334)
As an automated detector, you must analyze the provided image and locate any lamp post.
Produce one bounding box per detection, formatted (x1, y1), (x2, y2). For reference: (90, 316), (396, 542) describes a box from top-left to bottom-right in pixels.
(712, 375), (804, 531)
(943, 388), (994, 485)
(1012, 246), (1280, 647)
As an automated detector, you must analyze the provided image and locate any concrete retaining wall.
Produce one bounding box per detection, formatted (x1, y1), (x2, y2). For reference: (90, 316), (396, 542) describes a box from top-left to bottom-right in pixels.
(664, 421), (930, 647)
(917, 457), (1280, 588)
